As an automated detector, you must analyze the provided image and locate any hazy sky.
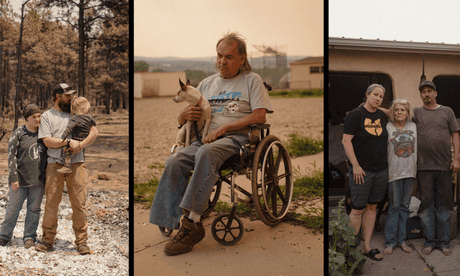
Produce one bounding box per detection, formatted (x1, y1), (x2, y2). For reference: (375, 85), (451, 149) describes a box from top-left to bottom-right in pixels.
(329, 0), (460, 45)
(135, 0), (323, 58)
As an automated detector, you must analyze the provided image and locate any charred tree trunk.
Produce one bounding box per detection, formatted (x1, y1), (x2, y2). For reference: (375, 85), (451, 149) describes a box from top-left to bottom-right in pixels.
(0, 29), (3, 113)
(14, 0), (30, 131)
(78, 0), (85, 97)
(105, 90), (111, 114)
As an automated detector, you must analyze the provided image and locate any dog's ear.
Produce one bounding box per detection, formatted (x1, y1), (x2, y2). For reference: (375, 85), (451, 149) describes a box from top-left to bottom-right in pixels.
(179, 79), (187, 91)
(186, 79), (191, 86)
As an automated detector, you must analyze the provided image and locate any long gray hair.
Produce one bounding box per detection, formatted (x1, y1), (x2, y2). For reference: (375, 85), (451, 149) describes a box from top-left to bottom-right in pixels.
(216, 32), (252, 73)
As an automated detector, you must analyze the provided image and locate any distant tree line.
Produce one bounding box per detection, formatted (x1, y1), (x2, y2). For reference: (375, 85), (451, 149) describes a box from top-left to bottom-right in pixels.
(0, 0), (128, 126)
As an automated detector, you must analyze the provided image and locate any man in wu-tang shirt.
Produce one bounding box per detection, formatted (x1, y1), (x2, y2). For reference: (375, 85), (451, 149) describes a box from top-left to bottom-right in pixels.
(150, 32), (273, 256)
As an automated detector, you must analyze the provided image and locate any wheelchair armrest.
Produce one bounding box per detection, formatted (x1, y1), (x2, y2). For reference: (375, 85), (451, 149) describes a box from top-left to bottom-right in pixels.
(248, 124), (270, 130)
(248, 124), (270, 141)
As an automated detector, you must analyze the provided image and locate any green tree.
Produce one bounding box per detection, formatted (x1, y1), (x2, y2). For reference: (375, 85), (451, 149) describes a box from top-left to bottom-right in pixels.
(134, 61), (149, 72)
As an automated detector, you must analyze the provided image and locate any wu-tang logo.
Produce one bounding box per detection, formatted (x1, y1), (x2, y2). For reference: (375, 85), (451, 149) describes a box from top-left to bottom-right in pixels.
(364, 118), (383, 136)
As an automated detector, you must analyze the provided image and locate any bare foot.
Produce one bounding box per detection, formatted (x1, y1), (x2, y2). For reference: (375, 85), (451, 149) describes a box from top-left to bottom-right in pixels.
(422, 246), (433, 255)
(399, 243), (412, 253)
(383, 247), (393, 255)
(442, 248), (452, 256)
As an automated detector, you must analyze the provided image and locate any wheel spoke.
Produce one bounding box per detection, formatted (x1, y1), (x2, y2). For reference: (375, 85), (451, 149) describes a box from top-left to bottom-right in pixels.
(229, 231), (237, 239)
(267, 149), (275, 174)
(264, 179), (274, 186)
(276, 186), (287, 203)
(266, 184), (274, 200)
(276, 172), (291, 180)
(274, 149), (282, 174)
(271, 187), (278, 216)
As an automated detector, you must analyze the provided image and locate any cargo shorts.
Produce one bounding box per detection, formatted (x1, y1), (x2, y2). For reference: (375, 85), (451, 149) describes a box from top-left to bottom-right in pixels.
(349, 166), (388, 210)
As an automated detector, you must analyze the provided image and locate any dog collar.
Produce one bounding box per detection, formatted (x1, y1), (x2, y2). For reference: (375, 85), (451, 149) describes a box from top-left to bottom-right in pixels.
(196, 95), (203, 107)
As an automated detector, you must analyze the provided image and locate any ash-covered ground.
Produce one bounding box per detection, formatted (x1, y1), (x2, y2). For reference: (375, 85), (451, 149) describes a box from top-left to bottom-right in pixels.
(0, 175), (129, 275)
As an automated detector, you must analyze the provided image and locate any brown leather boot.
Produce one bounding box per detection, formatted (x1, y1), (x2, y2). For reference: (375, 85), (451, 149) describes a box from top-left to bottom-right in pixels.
(164, 217), (205, 256)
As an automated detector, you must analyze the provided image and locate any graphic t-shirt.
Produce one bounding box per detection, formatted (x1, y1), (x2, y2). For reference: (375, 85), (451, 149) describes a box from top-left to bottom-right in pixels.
(387, 121), (417, 182)
(197, 72), (273, 135)
(343, 105), (388, 172)
(8, 125), (47, 187)
(413, 105), (460, 171)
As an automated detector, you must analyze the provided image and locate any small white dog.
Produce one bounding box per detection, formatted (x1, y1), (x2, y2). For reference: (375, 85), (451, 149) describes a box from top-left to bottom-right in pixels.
(173, 79), (211, 149)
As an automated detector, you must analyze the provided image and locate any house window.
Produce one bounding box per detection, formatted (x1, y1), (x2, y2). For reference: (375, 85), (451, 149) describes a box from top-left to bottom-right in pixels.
(310, 66), (320, 73)
(328, 71), (393, 125)
(321, 66), (324, 73)
(433, 75), (460, 117)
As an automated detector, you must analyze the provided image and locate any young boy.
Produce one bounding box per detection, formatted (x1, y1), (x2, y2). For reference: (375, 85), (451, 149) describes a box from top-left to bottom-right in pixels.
(57, 96), (96, 174)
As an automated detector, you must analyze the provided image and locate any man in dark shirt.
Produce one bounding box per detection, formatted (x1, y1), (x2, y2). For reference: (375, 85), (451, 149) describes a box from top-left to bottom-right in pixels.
(414, 80), (460, 256)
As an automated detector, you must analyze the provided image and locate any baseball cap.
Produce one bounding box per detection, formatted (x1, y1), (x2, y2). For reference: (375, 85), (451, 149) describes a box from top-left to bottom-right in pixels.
(52, 83), (77, 97)
(419, 80), (436, 91)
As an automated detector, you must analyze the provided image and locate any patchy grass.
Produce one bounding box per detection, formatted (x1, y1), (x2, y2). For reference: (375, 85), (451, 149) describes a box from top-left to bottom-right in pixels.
(286, 133), (323, 157)
(269, 89), (323, 98)
(293, 167), (324, 199)
(134, 176), (159, 208)
(213, 199), (254, 217)
(148, 162), (165, 170)
(288, 167), (324, 231)
(287, 205), (324, 231)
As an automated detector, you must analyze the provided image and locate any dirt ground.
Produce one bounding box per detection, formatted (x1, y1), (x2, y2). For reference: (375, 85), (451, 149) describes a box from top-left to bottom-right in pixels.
(134, 97), (324, 184)
(134, 96), (324, 275)
(0, 111), (129, 193)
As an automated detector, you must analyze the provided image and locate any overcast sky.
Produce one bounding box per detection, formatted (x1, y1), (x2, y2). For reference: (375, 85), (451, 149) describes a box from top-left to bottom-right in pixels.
(329, 0), (460, 45)
(135, 0), (323, 58)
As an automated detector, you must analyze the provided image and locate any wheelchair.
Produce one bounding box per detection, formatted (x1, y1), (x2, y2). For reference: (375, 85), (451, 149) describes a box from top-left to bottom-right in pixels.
(159, 123), (294, 246)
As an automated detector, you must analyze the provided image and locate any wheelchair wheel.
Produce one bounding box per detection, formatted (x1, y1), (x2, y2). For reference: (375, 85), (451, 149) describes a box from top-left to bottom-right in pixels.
(201, 180), (222, 218)
(251, 135), (293, 226)
(211, 213), (244, 246)
(159, 226), (173, 237)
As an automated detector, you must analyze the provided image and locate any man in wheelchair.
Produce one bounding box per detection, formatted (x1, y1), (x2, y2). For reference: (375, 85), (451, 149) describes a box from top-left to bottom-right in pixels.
(149, 32), (273, 256)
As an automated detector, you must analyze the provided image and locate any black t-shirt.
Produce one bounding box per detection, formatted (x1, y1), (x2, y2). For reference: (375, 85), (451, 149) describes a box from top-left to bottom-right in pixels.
(343, 105), (388, 172)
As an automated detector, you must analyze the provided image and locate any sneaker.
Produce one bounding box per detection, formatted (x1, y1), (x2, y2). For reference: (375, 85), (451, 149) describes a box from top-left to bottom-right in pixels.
(57, 166), (72, 174)
(24, 239), (34, 249)
(35, 242), (53, 252)
(77, 243), (91, 255)
(0, 239), (9, 246)
(164, 217), (205, 256)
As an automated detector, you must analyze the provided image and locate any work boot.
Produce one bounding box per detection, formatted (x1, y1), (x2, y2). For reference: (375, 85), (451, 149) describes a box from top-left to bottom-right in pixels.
(0, 239), (9, 246)
(164, 217), (205, 256)
(24, 239), (34, 249)
(77, 243), (91, 255)
(35, 241), (53, 252)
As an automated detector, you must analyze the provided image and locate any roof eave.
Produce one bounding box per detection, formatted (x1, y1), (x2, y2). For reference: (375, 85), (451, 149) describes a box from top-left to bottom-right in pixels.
(329, 37), (460, 55)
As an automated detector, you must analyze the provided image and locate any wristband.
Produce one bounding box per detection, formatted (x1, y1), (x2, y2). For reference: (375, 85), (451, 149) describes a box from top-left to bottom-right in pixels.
(67, 139), (71, 146)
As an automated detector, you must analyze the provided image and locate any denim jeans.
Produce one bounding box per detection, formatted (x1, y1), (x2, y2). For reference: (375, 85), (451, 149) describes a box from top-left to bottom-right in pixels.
(149, 135), (247, 230)
(0, 185), (45, 242)
(384, 178), (415, 248)
(417, 170), (453, 249)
